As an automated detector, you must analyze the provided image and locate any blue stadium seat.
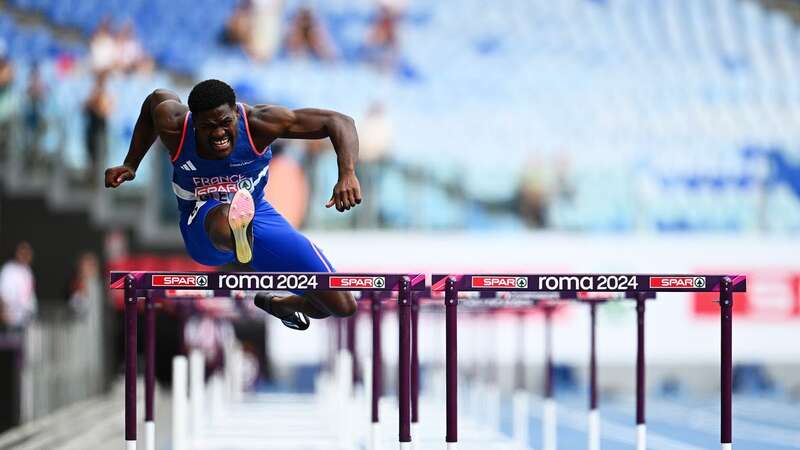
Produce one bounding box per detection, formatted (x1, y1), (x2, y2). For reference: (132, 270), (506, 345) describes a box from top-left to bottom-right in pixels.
(733, 363), (776, 395)
(553, 364), (579, 393)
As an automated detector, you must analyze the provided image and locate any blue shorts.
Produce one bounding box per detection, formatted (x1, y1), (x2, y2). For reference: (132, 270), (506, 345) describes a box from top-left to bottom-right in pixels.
(179, 199), (335, 274)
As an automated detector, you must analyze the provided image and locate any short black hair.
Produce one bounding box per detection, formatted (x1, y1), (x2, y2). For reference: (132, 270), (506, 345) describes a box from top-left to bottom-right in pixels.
(188, 79), (236, 114)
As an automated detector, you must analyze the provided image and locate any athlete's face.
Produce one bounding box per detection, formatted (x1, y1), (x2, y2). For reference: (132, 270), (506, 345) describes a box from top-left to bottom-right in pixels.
(194, 103), (239, 158)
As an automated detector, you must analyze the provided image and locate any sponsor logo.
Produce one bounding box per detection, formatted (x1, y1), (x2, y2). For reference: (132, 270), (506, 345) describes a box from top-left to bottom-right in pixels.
(195, 183), (239, 199)
(152, 275), (209, 287)
(537, 276), (594, 291)
(219, 274), (275, 290)
(577, 291), (621, 300)
(164, 289), (214, 298)
(217, 274), (318, 290)
(649, 276), (706, 289)
(329, 276), (386, 289)
(180, 161), (197, 171)
(190, 175), (255, 200)
(237, 178), (253, 191)
(471, 276), (528, 289)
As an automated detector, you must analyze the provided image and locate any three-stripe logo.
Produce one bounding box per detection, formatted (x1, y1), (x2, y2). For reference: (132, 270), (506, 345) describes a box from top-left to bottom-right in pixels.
(180, 161), (197, 171)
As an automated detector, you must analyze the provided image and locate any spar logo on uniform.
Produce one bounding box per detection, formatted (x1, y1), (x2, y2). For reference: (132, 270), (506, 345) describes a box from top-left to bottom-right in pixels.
(329, 276), (386, 289)
(237, 178), (254, 192)
(152, 274), (209, 288)
(471, 276), (528, 289)
(649, 276), (706, 289)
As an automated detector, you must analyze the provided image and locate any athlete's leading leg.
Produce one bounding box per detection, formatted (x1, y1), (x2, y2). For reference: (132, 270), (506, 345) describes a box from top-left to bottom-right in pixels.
(203, 192), (355, 325)
(203, 194), (335, 322)
(247, 199), (356, 327)
(204, 189), (255, 263)
(268, 291), (356, 318)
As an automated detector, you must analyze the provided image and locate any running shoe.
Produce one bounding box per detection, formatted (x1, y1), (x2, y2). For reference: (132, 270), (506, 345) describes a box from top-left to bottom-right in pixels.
(228, 189), (255, 264)
(254, 293), (311, 331)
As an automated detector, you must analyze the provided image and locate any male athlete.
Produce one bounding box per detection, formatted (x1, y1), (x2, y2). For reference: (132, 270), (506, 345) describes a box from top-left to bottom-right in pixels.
(105, 79), (360, 330)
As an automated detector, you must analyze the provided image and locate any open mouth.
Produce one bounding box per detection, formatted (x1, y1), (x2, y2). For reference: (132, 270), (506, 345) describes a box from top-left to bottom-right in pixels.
(211, 135), (231, 153)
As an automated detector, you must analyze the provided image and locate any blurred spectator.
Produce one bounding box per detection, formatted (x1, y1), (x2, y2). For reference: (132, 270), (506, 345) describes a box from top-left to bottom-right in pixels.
(184, 316), (226, 375)
(517, 170), (548, 228)
(263, 143), (309, 227)
(379, 0), (408, 12)
(356, 101), (392, 227)
(89, 19), (117, 75)
(116, 22), (153, 74)
(283, 7), (336, 61)
(63, 253), (99, 317)
(84, 73), (114, 184)
(300, 138), (330, 206)
(222, 0), (284, 63)
(104, 229), (129, 263)
(516, 154), (574, 228)
(221, 0), (253, 48)
(0, 242), (37, 330)
(24, 62), (47, 171)
(363, 5), (400, 71)
(249, 0), (284, 62)
(0, 41), (15, 157)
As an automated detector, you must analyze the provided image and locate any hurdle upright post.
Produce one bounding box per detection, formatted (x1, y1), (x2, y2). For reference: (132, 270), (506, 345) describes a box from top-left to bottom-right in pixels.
(445, 277), (458, 450)
(347, 309), (359, 387)
(512, 310), (530, 449)
(588, 301), (600, 450)
(145, 293), (156, 450)
(370, 291), (383, 450)
(411, 291), (420, 449)
(398, 276), (412, 449)
(542, 304), (556, 450)
(124, 274), (138, 450)
(720, 277), (733, 450)
(635, 292), (646, 450)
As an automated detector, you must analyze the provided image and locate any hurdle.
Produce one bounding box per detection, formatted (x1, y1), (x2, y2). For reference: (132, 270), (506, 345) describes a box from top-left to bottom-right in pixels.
(573, 291), (654, 450)
(633, 291), (652, 450)
(110, 271), (425, 450)
(450, 292), (555, 449)
(431, 274), (745, 450)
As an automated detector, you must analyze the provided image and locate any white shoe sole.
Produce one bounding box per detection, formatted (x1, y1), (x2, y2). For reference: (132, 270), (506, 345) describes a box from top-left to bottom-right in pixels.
(228, 189), (255, 264)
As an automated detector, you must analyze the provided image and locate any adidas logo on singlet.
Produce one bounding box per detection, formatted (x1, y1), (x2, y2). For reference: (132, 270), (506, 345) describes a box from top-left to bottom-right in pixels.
(180, 161), (197, 171)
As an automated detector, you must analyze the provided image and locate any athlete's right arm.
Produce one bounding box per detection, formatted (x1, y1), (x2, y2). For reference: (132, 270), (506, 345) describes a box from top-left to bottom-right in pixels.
(105, 89), (187, 188)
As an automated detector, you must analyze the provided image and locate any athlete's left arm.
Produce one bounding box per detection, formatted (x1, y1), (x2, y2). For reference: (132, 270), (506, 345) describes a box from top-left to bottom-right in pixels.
(248, 105), (361, 212)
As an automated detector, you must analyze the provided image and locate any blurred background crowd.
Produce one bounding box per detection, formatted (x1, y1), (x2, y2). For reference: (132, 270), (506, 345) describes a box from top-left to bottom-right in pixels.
(0, 0), (798, 234)
(0, 0), (798, 443)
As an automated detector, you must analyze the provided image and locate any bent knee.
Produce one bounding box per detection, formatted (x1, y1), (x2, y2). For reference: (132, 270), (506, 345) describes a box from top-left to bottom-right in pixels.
(204, 204), (233, 251)
(328, 292), (357, 317)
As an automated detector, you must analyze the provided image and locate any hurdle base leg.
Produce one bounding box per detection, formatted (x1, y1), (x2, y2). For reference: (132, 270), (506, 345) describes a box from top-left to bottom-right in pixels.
(721, 444), (732, 450)
(370, 422), (380, 450)
(172, 356), (188, 450)
(512, 391), (529, 449)
(446, 442), (458, 450)
(399, 442), (411, 450)
(636, 424), (646, 450)
(411, 423), (418, 450)
(588, 409), (600, 450)
(126, 441), (136, 450)
(543, 398), (557, 450)
(145, 421), (155, 450)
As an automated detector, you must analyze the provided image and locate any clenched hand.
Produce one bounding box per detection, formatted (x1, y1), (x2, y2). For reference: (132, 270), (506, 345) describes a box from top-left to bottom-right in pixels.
(105, 165), (136, 188)
(326, 171), (362, 212)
